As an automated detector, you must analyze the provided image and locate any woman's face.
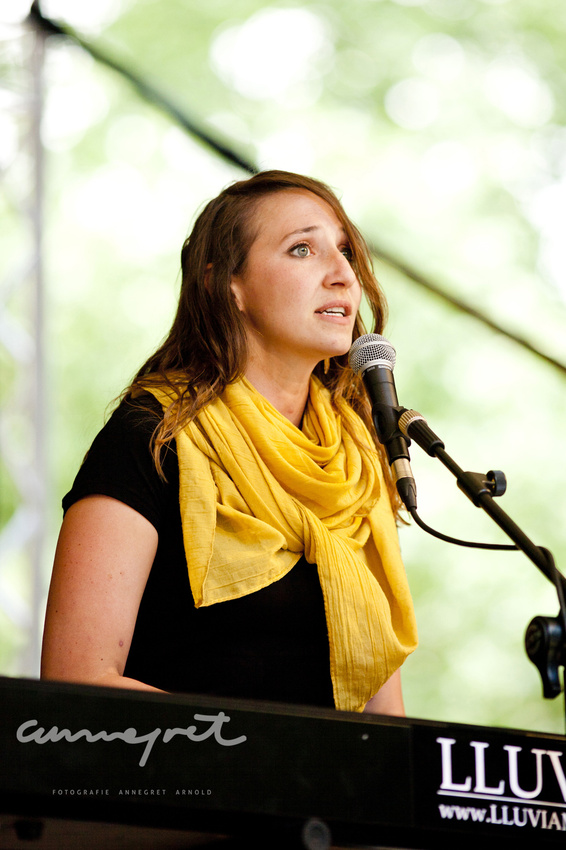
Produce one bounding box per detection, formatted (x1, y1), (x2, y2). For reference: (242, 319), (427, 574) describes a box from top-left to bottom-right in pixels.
(230, 189), (362, 375)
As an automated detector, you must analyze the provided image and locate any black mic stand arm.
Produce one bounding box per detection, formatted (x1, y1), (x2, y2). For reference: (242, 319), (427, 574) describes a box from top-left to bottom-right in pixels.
(399, 409), (566, 726)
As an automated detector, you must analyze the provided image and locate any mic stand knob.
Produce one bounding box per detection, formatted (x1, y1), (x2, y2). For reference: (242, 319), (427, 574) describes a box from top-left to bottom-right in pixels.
(486, 469), (507, 497)
(525, 615), (565, 700)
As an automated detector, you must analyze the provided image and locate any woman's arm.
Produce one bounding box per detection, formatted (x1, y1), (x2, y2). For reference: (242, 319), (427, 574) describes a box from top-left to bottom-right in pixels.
(363, 668), (405, 716)
(41, 495), (163, 692)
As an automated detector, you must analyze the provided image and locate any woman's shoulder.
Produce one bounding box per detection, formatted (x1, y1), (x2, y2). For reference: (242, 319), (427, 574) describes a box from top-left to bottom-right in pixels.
(62, 392), (178, 528)
(109, 390), (164, 431)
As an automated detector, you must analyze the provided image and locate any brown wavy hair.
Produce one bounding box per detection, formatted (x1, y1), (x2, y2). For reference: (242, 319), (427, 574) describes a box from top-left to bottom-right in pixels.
(126, 170), (402, 516)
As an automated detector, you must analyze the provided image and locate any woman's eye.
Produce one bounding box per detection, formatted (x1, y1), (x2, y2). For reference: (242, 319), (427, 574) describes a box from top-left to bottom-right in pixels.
(341, 245), (353, 262)
(290, 243), (311, 258)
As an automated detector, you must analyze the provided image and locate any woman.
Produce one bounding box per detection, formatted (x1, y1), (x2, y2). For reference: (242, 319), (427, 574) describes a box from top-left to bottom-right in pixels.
(41, 170), (417, 715)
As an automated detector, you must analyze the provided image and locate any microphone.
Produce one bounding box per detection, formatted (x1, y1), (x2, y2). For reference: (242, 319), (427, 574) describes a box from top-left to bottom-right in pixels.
(349, 333), (417, 510)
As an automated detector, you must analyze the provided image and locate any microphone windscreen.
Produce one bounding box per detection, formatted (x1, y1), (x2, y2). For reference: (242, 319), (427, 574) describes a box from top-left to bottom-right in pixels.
(348, 333), (396, 375)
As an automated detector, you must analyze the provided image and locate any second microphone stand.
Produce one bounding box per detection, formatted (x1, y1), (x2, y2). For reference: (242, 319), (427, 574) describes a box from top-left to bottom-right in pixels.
(397, 408), (566, 727)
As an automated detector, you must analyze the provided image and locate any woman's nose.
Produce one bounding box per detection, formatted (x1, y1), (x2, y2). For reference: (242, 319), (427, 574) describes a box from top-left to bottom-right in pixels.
(325, 248), (358, 288)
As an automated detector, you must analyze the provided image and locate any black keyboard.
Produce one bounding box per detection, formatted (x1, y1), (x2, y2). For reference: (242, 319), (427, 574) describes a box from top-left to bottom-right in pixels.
(1, 676), (564, 848)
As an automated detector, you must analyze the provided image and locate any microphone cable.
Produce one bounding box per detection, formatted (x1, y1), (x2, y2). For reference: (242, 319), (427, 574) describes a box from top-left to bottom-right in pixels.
(408, 504), (518, 551)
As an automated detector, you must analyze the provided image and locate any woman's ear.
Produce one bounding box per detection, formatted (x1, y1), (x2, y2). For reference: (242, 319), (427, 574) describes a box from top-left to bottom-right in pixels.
(230, 274), (244, 312)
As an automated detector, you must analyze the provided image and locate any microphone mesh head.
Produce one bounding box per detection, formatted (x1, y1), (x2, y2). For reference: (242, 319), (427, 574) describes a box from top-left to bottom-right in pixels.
(348, 333), (396, 374)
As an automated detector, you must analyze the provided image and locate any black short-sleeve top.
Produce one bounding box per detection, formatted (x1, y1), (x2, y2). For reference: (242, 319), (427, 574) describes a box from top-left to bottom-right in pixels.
(63, 396), (334, 708)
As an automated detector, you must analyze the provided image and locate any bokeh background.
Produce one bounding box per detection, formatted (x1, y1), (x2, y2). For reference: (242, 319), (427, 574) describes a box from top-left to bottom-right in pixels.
(2, 0), (566, 735)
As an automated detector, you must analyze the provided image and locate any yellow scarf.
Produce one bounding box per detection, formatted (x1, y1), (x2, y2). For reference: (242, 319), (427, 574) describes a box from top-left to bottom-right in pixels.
(150, 377), (417, 712)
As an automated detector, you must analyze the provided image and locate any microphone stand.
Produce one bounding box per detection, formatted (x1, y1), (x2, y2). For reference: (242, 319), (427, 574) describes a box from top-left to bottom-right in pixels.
(398, 409), (566, 730)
